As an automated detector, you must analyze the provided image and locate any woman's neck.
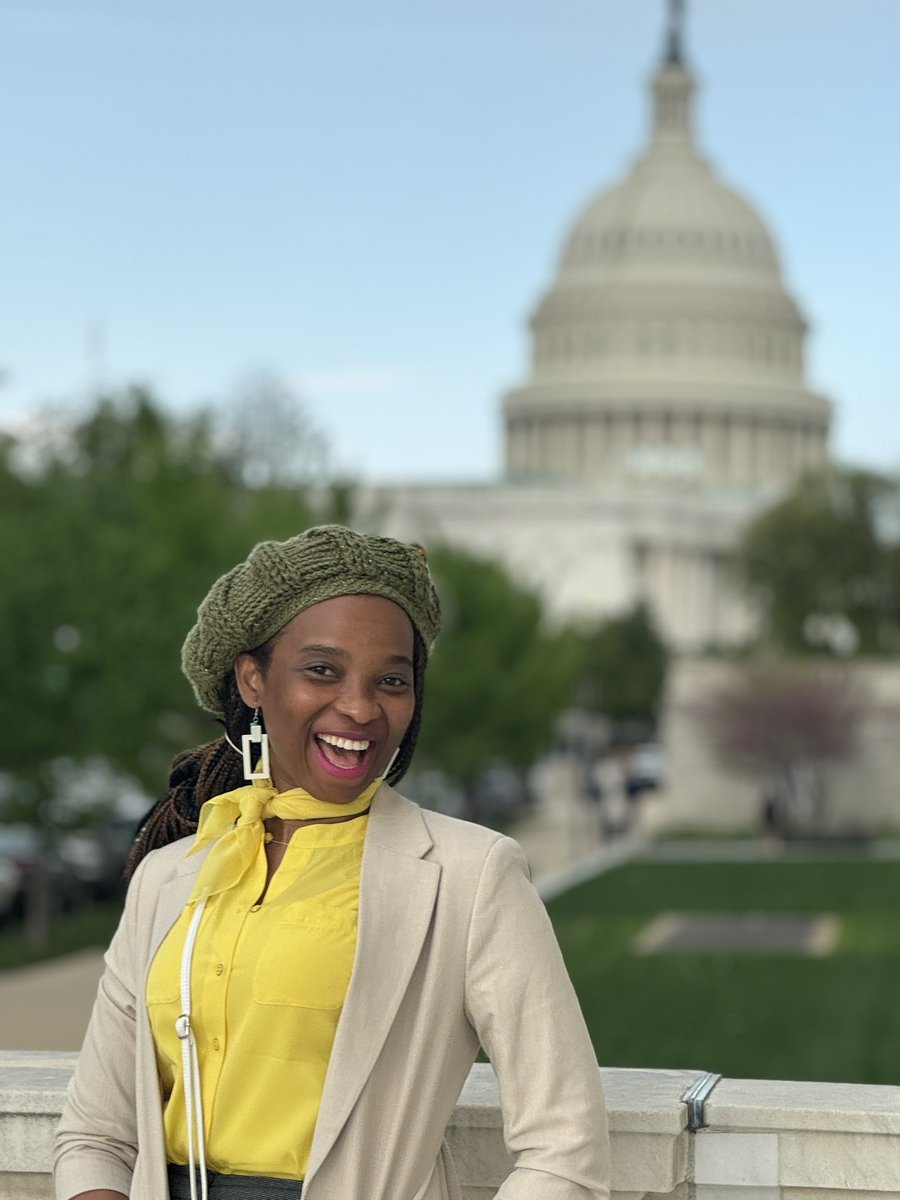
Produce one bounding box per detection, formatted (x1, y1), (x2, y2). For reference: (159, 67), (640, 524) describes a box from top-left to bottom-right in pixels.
(265, 807), (370, 835)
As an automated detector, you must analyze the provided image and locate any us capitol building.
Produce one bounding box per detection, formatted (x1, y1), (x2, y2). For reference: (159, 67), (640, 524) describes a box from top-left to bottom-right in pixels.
(365, 7), (832, 652)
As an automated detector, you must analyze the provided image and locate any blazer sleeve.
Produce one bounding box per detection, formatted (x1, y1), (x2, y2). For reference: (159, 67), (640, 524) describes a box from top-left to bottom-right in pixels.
(463, 835), (611, 1200)
(53, 853), (153, 1199)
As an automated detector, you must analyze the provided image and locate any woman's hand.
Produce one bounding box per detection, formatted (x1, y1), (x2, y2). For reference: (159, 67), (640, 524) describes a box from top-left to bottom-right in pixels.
(71, 1192), (128, 1199)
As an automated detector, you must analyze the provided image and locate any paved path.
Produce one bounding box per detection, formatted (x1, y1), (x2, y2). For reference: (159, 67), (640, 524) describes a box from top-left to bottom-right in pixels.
(509, 773), (651, 898)
(0, 948), (105, 1051)
(638, 836), (900, 863)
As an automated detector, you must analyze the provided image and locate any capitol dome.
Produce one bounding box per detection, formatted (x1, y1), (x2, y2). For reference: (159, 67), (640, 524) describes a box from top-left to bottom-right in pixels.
(504, 23), (830, 490)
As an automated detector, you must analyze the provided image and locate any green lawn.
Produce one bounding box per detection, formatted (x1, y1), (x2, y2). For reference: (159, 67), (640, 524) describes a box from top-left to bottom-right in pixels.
(546, 859), (900, 1084)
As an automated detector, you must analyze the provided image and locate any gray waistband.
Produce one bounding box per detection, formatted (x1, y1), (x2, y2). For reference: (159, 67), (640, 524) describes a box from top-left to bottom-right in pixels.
(167, 1165), (302, 1199)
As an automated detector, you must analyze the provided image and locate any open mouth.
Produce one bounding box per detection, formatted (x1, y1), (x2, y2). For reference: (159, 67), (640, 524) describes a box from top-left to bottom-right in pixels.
(315, 733), (373, 775)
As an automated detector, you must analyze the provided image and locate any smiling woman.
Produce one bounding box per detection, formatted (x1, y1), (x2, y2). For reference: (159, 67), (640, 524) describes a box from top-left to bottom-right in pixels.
(233, 595), (416, 802)
(52, 525), (610, 1200)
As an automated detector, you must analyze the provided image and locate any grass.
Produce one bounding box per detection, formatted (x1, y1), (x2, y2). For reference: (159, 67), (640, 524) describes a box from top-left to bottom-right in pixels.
(0, 901), (122, 972)
(546, 859), (900, 1084)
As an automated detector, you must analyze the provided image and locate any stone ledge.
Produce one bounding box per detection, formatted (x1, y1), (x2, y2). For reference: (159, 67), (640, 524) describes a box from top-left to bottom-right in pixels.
(707, 1076), (900, 1135)
(4, 1054), (900, 1198)
(0, 1054), (696, 1198)
(700, 1077), (900, 1195)
(0, 1052), (77, 1116)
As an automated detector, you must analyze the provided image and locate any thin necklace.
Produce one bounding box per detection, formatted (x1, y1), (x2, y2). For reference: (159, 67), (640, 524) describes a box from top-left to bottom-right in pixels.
(264, 807), (371, 846)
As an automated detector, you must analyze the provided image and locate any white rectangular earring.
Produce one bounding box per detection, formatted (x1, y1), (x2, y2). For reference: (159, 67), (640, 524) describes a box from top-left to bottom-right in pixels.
(241, 709), (270, 781)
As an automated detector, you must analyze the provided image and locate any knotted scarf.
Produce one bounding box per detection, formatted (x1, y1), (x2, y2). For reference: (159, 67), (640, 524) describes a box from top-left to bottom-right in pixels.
(187, 777), (381, 901)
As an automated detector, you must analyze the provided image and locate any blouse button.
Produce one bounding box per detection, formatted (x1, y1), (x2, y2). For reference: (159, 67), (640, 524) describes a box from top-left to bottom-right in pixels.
(215, 963), (225, 976)
(212, 1037), (221, 1052)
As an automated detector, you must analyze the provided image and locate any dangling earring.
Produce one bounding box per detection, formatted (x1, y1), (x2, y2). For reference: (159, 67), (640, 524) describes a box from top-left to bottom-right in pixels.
(378, 746), (401, 781)
(241, 708), (270, 781)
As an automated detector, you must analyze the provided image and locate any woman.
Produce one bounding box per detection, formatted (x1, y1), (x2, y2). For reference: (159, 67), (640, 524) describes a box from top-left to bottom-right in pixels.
(54, 525), (610, 1200)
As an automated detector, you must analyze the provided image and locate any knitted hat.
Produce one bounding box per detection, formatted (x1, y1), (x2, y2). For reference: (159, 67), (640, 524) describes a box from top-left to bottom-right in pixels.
(182, 525), (442, 717)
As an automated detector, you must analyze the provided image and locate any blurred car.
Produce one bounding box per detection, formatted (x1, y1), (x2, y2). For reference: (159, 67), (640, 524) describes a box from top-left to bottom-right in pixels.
(59, 816), (136, 900)
(410, 762), (531, 826)
(0, 824), (80, 919)
(407, 769), (468, 819)
(471, 761), (530, 823)
(626, 742), (666, 795)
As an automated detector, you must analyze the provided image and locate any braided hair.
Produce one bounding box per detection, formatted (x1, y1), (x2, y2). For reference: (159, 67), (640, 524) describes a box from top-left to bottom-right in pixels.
(125, 629), (427, 881)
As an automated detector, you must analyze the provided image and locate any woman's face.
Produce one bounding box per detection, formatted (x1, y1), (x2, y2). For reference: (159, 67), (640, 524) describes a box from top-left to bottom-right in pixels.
(234, 594), (416, 802)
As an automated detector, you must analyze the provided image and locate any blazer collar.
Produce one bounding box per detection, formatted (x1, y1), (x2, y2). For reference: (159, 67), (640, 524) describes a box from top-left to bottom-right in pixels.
(146, 840), (209, 964)
(364, 780), (434, 856)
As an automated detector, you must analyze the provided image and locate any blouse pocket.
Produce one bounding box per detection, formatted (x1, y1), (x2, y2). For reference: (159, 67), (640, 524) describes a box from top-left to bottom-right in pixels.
(146, 980), (181, 1005)
(146, 947), (182, 1006)
(252, 907), (356, 1010)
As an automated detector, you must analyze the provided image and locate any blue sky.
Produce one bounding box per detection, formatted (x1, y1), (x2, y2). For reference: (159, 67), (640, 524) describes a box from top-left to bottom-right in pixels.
(0, 0), (897, 483)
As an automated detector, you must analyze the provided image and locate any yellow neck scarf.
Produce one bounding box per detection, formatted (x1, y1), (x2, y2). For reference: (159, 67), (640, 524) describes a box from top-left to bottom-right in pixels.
(187, 777), (380, 900)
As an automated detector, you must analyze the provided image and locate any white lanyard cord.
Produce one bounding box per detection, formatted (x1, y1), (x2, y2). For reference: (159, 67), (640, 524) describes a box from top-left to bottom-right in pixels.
(176, 898), (209, 1200)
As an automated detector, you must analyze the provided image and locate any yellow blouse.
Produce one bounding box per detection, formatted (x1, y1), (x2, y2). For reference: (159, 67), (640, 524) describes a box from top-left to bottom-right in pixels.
(147, 813), (368, 1180)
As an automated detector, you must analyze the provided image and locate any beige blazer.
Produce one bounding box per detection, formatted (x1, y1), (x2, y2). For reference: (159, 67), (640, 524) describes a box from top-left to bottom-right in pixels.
(54, 785), (610, 1200)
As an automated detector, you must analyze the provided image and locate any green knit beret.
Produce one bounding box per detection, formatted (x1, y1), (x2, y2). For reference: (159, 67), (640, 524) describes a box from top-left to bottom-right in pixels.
(182, 524), (442, 717)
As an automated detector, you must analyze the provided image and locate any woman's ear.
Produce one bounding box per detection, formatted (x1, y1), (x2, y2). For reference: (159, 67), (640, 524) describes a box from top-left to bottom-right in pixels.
(234, 653), (263, 709)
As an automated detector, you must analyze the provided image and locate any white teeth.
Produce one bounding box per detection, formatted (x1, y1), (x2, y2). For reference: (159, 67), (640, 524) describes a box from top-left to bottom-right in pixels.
(319, 733), (371, 752)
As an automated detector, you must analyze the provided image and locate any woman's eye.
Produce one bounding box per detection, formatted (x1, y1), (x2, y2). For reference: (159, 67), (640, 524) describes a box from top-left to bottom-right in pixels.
(304, 663), (336, 678)
(382, 675), (411, 690)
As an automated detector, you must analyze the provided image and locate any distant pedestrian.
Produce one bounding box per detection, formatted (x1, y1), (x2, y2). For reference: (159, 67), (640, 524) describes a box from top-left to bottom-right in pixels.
(591, 753), (629, 839)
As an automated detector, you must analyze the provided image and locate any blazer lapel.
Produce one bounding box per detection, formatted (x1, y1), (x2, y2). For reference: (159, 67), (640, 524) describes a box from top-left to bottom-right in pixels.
(305, 786), (441, 1181)
(149, 842), (208, 956)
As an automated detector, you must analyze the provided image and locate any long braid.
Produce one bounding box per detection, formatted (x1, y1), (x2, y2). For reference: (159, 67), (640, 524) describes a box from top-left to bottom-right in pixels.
(125, 671), (256, 881)
(125, 629), (427, 881)
(387, 630), (426, 786)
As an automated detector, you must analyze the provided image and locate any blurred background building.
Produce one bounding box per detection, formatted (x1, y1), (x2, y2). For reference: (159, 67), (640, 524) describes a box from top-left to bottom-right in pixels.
(366, 4), (831, 653)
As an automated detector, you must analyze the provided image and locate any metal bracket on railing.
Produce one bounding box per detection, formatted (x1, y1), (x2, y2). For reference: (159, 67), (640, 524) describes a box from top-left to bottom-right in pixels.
(681, 1071), (722, 1131)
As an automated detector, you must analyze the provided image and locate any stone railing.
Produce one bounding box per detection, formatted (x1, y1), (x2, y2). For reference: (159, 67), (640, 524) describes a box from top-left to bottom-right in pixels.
(3, 1052), (899, 1198)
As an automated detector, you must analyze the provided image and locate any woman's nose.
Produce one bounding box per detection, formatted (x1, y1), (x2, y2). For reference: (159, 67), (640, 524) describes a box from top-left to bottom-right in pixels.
(334, 679), (380, 724)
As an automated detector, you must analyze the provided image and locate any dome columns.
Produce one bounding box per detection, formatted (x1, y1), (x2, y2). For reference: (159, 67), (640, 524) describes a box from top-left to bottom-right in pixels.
(505, 405), (828, 488)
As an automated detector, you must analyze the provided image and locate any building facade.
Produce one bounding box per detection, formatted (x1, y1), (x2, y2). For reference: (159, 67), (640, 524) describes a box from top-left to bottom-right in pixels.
(369, 10), (831, 651)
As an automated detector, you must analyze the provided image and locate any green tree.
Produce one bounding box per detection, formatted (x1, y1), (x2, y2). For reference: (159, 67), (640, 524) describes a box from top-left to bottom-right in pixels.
(415, 546), (580, 811)
(0, 386), (338, 942)
(575, 603), (668, 731)
(217, 369), (331, 488)
(736, 468), (900, 656)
